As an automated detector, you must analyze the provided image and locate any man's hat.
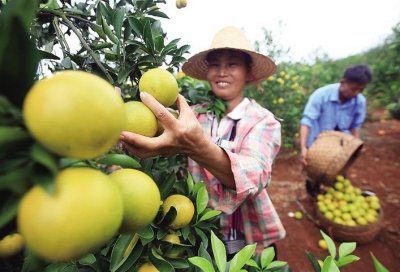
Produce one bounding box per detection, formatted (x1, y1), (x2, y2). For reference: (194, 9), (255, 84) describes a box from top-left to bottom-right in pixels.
(182, 26), (277, 83)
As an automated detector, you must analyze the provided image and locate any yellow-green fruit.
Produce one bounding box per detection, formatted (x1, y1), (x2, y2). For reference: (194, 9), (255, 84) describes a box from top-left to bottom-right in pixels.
(318, 239), (328, 250)
(162, 194), (195, 229)
(138, 262), (159, 272)
(17, 168), (123, 262)
(23, 70), (126, 159)
(176, 0), (187, 9)
(0, 233), (25, 258)
(163, 233), (184, 258)
(163, 233), (181, 244)
(124, 101), (158, 137)
(139, 68), (179, 107)
(109, 169), (161, 233)
(294, 211), (303, 220)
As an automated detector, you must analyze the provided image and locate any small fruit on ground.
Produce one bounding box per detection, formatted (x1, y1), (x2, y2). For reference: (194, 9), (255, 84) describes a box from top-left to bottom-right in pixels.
(109, 169), (161, 233)
(17, 167), (124, 262)
(124, 101), (158, 137)
(294, 211), (303, 220)
(23, 70), (126, 159)
(139, 68), (179, 107)
(138, 262), (159, 272)
(162, 194), (195, 229)
(0, 233), (25, 258)
(318, 239), (328, 250)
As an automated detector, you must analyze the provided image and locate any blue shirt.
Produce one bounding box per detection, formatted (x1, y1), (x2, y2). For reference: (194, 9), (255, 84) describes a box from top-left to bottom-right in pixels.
(300, 83), (366, 148)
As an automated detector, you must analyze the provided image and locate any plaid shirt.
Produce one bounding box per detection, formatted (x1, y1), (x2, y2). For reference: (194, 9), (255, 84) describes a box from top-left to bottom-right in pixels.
(188, 98), (286, 254)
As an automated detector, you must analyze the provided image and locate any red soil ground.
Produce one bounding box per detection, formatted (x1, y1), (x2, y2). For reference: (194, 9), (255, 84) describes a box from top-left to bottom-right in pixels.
(270, 117), (400, 271)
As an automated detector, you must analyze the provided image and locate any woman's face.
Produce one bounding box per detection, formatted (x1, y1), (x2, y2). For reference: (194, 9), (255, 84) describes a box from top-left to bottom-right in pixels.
(206, 50), (251, 103)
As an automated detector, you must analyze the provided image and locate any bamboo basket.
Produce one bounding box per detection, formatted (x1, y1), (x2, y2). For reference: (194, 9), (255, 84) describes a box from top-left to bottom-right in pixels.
(305, 131), (364, 186)
(315, 206), (383, 244)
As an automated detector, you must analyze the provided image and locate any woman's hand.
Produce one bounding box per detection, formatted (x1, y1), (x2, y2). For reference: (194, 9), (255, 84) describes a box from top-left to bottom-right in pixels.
(119, 92), (208, 159)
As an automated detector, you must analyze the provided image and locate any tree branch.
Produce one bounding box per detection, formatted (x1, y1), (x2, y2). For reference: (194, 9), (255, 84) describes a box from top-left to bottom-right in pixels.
(41, 9), (114, 84)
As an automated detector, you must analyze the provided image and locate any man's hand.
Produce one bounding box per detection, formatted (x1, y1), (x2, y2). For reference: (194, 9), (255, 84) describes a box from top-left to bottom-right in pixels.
(300, 147), (308, 167)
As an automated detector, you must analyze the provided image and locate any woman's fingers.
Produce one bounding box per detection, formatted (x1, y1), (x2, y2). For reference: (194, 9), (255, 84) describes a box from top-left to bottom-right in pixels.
(140, 92), (178, 128)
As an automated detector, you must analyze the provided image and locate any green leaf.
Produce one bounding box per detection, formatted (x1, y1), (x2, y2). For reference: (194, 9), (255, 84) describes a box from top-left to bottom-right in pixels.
(110, 234), (133, 271)
(370, 252), (389, 272)
(338, 242), (356, 258)
(320, 230), (336, 259)
(30, 143), (59, 176)
(0, 164), (32, 194)
(336, 254), (360, 267)
(0, 126), (31, 152)
(90, 22), (107, 40)
(265, 261), (288, 270)
(198, 210), (221, 222)
(115, 239), (143, 272)
(321, 256), (340, 272)
(244, 259), (259, 269)
(0, 15), (41, 107)
(229, 243), (256, 272)
(78, 253), (96, 265)
(148, 247), (174, 272)
(211, 230), (226, 272)
(188, 257), (215, 272)
(102, 17), (120, 44)
(159, 172), (176, 200)
(148, 10), (169, 19)
(0, 0), (37, 30)
(260, 246), (275, 269)
(142, 20), (155, 56)
(186, 172), (194, 194)
(305, 251), (321, 272)
(96, 153), (141, 169)
(44, 263), (78, 272)
(0, 196), (20, 230)
(194, 227), (209, 249)
(113, 8), (125, 39)
(127, 17), (143, 37)
(138, 224), (155, 245)
(196, 184), (208, 215)
(98, 1), (113, 23)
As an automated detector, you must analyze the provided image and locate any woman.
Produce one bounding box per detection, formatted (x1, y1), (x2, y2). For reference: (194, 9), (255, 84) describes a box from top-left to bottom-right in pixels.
(120, 26), (286, 256)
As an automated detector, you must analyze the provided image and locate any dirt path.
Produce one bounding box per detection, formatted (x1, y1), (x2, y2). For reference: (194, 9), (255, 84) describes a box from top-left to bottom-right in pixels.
(270, 118), (400, 271)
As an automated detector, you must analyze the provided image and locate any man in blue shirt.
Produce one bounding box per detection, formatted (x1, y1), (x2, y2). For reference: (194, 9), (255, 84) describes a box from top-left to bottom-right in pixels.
(299, 64), (372, 196)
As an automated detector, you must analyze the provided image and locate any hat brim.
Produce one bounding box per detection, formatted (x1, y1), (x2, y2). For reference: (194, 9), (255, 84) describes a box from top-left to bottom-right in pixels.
(182, 47), (277, 83)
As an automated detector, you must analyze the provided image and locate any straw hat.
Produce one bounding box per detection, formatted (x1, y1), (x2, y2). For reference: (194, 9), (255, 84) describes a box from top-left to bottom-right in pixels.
(182, 26), (277, 83)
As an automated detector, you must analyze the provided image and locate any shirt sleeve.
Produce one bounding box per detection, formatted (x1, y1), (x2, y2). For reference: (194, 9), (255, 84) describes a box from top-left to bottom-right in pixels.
(215, 115), (281, 214)
(350, 95), (366, 129)
(300, 91), (322, 127)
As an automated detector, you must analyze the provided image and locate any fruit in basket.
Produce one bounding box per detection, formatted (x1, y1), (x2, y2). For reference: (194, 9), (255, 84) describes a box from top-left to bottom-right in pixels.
(316, 176), (381, 227)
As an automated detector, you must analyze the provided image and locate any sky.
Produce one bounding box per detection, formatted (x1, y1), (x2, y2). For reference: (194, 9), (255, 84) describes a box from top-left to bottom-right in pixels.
(159, 0), (400, 63)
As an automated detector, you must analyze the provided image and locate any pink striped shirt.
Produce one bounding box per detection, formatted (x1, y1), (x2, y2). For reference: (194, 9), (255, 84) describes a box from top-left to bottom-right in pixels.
(188, 98), (286, 254)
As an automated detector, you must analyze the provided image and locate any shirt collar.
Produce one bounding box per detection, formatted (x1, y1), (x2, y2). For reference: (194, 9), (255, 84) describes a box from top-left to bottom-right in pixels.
(329, 83), (341, 102)
(226, 97), (250, 120)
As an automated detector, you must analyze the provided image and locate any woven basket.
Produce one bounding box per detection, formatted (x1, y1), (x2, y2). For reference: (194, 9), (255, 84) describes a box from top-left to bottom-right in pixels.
(315, 206), (383, 244)
(305, 131), (364, 186)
